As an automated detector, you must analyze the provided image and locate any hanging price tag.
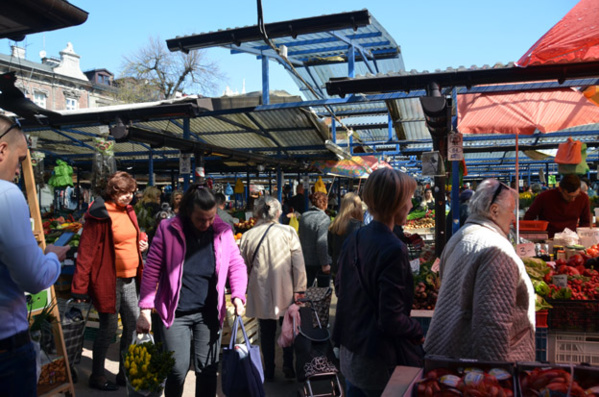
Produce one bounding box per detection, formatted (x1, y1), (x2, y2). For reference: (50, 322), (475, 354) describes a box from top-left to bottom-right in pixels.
(431, 258), (441, 273)
(410, 258), (420, 273)
(552, 275), (568, 288)
(447, 133), (464, 161)
(516, 243), (536, 258)
(179, 153), (191, 174)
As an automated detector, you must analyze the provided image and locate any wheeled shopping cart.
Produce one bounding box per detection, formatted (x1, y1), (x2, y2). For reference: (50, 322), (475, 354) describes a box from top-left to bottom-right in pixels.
(293, 298), (343, 397)
(41, 298), (92, 383)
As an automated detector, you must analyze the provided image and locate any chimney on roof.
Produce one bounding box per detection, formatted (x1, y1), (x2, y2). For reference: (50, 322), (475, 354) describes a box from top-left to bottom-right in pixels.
(11, 45), (25, 59)
(53, 42), (88, 81)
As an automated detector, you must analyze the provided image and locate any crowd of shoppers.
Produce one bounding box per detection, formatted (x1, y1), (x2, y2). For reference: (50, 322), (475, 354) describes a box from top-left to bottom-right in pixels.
(54, 166), (550, 396)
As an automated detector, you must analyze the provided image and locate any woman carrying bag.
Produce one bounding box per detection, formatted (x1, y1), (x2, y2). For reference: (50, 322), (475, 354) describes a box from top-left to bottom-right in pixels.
(135, 185), (247, 397)
(334, 168), (424, 396)
(239, 196), (307, 381)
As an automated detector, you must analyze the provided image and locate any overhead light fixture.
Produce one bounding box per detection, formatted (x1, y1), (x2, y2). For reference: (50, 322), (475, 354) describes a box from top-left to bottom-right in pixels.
(325, 139), (352, 160)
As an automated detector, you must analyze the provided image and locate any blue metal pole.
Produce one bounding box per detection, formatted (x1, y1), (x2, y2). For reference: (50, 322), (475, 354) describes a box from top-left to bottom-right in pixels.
(332, 118), (337, 143)
(262, 55), (270, 105)
(388, 112), (393, 141)
(450, 88), (460, 234)
(183, 118), (190, 192)
(348, 43), (355, 78)
(277, 168), (283, 203)
(149, 152), (154, 186)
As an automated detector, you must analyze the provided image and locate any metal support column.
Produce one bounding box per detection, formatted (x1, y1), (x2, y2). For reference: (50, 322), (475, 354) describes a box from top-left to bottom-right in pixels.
(183, 118), (191, 191)
(348, 43), (355, 78)
(262, 55), (270, 105)
(149, 152), (154, 186)
(277, 167), (283, 203)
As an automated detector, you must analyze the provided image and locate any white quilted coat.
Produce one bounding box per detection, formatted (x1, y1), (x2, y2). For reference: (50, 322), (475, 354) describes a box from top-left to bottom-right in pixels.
(424, 215), (536, 362)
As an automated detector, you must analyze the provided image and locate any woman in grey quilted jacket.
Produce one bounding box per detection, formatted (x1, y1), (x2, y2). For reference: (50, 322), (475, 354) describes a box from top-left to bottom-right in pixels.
(424, 178), (536, 362)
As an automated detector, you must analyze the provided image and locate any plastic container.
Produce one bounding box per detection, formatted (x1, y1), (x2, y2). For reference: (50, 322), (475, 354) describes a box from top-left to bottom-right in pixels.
(535, 327), (548, 362)
(517, 220), (549, 231)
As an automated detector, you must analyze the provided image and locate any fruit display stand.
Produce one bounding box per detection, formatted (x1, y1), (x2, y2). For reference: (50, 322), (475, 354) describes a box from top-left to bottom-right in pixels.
(22, 150), (75, 396)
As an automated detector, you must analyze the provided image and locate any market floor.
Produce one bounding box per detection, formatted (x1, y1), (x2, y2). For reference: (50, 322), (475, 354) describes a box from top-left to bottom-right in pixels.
(72, 295), (341, 396)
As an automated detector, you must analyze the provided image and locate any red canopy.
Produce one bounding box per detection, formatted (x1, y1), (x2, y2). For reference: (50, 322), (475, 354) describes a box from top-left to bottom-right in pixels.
(457, 88), (599, 135)
(517, 0), (599, 66)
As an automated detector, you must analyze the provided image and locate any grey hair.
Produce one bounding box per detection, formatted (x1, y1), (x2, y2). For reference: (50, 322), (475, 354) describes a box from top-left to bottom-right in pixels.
(254, 196), (282, 224)
(469, 178), (517, 218)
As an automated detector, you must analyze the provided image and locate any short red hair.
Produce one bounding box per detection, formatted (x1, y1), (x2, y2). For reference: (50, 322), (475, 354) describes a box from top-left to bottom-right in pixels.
(104, 171), (137, 199)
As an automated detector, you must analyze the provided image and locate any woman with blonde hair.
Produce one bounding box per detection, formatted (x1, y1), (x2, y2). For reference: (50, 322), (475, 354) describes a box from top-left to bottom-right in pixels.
(134, 186), (162, 242)
(327, 192), (363, 277)
(334, 168), (424, 396)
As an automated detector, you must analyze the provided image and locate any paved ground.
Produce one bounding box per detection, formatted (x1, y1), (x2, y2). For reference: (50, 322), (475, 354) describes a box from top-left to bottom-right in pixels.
(71, 296), (341, 396)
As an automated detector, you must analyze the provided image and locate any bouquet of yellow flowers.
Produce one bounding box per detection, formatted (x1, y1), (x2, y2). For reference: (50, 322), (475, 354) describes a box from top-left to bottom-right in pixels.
(124, 336), (174, 396)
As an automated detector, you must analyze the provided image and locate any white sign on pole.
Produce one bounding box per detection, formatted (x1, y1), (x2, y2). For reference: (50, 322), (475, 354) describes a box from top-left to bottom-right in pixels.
(447, 133), (464, 161)
(179, 153), (191, 174)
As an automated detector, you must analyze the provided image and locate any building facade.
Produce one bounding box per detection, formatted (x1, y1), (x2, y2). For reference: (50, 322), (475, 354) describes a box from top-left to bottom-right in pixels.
(0, 42), (118, 113)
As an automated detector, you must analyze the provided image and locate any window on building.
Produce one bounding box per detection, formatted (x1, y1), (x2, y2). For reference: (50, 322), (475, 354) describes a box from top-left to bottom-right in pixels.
(33, 92), (47, 108)
(66, 98), (78, 111)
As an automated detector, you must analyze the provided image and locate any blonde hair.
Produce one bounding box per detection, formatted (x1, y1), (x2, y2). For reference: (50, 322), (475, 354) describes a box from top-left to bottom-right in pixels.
(141, 186), (161, 204)
(362, 168), (416, 223)
(329, 192), (363, 235)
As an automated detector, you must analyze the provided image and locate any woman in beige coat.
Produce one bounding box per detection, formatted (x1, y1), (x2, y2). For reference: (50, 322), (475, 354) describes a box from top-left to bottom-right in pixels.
(239, 196), (307, 380)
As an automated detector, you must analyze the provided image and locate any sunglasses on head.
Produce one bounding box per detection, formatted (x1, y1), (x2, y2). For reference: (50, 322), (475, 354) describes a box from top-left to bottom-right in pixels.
(490, 182), (509, 207)
(0, 118), (22, 141)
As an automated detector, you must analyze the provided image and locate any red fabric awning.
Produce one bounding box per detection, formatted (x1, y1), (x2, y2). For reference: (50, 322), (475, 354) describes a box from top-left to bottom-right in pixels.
(517, 0), (599, 66)
(457, 88), (599, 135)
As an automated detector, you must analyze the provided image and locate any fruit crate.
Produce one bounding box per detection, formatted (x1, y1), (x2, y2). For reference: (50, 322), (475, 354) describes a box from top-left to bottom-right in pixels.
(550, 332), (599, 365)
(547, 300), (599, 332)
(409, 356), (517, 397)
(535, 327), (548, 363)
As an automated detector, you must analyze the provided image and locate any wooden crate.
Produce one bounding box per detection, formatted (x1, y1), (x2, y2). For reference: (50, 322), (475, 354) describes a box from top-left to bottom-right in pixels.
(221, 295), (260, 346)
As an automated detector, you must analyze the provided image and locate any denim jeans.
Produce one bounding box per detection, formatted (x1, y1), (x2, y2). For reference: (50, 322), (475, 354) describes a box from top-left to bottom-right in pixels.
(0, 341), (37, 397)
(158, 309), (221, 397)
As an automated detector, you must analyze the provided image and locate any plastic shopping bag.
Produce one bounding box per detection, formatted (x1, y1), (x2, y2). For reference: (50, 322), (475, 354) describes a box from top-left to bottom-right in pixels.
(555, 137), (582, 164)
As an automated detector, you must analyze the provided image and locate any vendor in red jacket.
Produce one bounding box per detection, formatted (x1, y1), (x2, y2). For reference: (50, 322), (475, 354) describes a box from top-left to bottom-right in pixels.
(524, 174), (591, 237)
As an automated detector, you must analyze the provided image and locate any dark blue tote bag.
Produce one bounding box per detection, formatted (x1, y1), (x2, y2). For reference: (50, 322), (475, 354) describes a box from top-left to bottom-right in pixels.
(222, 316), (265, 397)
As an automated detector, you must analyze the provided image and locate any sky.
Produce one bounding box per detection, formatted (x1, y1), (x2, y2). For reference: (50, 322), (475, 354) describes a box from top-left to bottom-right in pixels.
(2, 0), (580, 98)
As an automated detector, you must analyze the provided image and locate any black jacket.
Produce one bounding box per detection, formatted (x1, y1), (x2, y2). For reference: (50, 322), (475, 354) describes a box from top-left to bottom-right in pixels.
(333, 221), (423, 365)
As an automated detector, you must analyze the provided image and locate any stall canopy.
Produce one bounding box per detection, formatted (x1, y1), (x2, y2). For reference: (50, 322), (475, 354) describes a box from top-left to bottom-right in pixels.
(311, 155), (391, 178)
(517, 0), (599, 67)
(457, 88), (599, 135)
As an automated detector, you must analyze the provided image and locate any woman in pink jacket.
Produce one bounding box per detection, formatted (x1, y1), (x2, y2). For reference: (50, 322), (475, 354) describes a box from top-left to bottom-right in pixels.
(136, 185), (247, 397)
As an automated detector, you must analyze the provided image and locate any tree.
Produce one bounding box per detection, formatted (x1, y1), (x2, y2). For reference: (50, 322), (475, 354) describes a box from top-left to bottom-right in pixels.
(116, 36), (222, 103)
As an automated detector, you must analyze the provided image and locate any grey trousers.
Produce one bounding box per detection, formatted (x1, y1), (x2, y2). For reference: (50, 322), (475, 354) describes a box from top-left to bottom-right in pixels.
(92, 277), (139, 378)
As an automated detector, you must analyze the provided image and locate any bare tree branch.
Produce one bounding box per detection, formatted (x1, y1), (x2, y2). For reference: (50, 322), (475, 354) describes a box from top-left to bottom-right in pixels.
(116, 36), (223, 103)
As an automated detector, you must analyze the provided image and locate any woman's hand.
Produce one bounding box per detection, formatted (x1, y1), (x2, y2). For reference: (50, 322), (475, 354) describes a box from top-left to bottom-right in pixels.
(232, 297), (245, 317)
(294, 292), (305, 303)
(139, 239), (149, 252)
(321, 264), (331, 274)
(136, 309), (152, 333)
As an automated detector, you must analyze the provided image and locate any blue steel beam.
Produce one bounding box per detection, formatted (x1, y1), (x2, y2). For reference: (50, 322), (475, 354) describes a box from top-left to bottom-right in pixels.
(244, 113), (290, 156)
(227, 44), (304, 67)
(169, 119), (208, 143)
(247, 32), (383, 51)
(287, 43), (393, 58)
(50, 128), (96, 151)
